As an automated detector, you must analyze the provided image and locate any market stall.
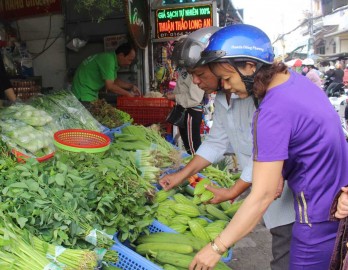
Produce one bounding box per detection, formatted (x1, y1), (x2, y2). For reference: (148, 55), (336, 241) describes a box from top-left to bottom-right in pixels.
(0, 92), (241, 269)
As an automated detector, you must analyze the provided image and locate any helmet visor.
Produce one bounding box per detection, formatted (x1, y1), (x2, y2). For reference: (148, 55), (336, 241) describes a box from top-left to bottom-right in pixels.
(172, 38), (207, 69)
(196, 50), (227, 67)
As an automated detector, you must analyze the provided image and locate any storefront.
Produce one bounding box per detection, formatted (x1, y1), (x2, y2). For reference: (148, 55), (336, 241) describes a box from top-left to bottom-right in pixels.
(0, 0), (152, 98)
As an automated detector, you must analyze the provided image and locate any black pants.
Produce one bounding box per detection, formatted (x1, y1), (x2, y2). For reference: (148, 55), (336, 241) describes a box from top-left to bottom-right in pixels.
(179, 107), (203, 155)
(270, 222), (294, 270)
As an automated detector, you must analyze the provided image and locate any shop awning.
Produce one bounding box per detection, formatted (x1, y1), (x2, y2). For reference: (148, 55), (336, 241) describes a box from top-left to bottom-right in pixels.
(318, 52), (348, 64)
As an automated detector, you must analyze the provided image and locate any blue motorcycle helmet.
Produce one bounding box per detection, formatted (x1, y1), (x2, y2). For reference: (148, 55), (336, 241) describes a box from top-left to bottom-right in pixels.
(196, 24), (275, 96)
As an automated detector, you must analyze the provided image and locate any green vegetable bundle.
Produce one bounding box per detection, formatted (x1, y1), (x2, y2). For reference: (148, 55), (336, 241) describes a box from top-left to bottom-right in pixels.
(0, 143), (157, 248)
(29, 89), (103, 131)
(87, 99), (133, 128)
(1, 104), (53, 126)
(0, 103), (57, 157)
(114, 124), (182, 169)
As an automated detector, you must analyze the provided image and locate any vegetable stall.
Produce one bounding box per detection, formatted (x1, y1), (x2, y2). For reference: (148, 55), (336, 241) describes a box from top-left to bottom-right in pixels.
(0, 90), (241, 270)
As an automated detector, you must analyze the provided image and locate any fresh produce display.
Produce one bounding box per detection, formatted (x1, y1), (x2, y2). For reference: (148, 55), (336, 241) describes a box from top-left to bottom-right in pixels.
(87, 99), (133, 129)
(0, 139), (159, 268)
(29, 89), (103, 131)
(151, 251), (231, 270)
(0, 215), (99, 270)
(187, 173), (204, 187)
(0, 104), (56, 158)
(113, 124), (182, 169)
(0, 92), (239, 269)
(183, 156), (240, 188)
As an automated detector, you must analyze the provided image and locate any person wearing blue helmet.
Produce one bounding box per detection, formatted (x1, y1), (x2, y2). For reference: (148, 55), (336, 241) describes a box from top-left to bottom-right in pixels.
(160, 26), (295, 270)
(188, 24), (348, 270)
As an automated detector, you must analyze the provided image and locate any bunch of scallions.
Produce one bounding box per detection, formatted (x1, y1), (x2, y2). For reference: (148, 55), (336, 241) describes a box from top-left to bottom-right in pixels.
(0, 214), (120, 269)
(113, 124), (182, 169)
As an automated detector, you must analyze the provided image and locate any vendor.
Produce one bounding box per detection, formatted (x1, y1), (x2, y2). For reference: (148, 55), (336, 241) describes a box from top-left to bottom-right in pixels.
(71, 42), (141, 102)
(0, 55), (16, 103)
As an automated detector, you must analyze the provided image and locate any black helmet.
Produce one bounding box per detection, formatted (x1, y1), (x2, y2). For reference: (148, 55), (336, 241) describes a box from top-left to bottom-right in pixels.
(171, 26), (220, 69)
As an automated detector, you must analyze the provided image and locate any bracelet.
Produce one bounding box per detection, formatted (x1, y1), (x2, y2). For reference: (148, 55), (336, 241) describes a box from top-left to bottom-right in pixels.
(216, 234), (228, 251)
(210, 240), (224, 256)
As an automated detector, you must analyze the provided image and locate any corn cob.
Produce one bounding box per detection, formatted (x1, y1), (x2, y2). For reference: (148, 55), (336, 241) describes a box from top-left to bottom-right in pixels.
(152, 251), (231, 270)
(191, 217), (209, 227)
(135, 232), (206, 251)
(173, 193), (198, 208)
(136, 242), (193, 255)
(194, 178), (211, 195)
(170, 215), (191, 225)
(169, 224), (189, 233)
(188, 220), (211, 243)
(224, 199), (244, 216)
(200, 190), (215, 203)
(171, 203), (200, 217)
(205, 204), (230, 221)
(155, 189), (176, 203)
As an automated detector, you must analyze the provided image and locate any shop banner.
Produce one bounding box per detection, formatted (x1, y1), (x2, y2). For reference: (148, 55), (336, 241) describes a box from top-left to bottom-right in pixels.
(124, 0), (150, 49)
(155, 4), (213, 39)
(0, 0), (62, 20)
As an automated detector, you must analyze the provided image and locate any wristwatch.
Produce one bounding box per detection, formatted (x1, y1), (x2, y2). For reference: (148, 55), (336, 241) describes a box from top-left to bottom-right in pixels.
(210, 240), (224, 255)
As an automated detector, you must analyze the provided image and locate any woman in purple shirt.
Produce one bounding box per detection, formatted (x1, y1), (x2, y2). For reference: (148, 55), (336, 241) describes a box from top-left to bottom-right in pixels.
(188, 24), (348, 270)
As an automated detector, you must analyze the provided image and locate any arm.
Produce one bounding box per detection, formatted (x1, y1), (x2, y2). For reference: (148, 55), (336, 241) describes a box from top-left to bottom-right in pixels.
(105, 78), (140, 96)
(189, 160), (283, 270)
(0, 57), (16, 102)
(159, 155), (211, 190)
(114, 78), (141, 96)
(205, 179), (251, 204)
(4, 88), (16, 102)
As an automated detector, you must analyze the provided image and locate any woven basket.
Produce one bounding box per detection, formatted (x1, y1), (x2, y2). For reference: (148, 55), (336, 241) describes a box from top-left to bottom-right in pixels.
(53, 129), (111, 153)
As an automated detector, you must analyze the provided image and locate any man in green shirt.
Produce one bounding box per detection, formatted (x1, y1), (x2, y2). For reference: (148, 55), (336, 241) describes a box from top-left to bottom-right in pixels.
(71, 42), (140, 102)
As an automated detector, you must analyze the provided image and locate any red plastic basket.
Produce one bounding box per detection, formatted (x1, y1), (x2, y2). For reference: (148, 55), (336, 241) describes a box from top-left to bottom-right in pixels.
(11, 148), (55, 163)
(53, 129), (111, 153)
(117, 106), (173, 133)
(117, 96), (174, 107)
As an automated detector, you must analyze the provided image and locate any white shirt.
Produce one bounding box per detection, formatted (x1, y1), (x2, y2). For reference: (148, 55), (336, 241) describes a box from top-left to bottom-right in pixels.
(196, 92), (295, 229)
(173, 71), (204, 108)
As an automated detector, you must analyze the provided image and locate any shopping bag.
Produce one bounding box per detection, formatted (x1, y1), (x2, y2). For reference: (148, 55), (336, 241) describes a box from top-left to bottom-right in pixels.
(165, 104), (186, 127)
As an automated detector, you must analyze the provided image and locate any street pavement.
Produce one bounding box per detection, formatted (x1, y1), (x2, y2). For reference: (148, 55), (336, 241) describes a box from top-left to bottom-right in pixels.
(223, 187), (273, 270)
(227, 221), (272, 270)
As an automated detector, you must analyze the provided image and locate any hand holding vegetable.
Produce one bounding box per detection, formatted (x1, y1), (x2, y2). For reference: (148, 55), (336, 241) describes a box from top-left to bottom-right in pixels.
(131, 85), (141, 96)
(189, 242), (222, 270)
(159, 172), (184, 191)
(204, 184), (232, 204)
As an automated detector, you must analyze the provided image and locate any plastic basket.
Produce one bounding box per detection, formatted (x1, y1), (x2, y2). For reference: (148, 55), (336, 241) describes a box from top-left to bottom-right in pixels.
(103, 123), (131, 141)
(11, 148), (55, 163)
(109, 220), (171, 270)
(117, 106), (173, 134)
(117, 96), (174, 107)
(53, 129), (111, 153)
(110, 241), (163, 270)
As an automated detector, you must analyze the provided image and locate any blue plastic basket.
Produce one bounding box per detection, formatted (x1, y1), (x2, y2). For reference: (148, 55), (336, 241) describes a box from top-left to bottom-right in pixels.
(110, 240), (162, 270)
(103, 123), (131, 141)
(109, 219), (176, 270)
(110, 219), (232, 268)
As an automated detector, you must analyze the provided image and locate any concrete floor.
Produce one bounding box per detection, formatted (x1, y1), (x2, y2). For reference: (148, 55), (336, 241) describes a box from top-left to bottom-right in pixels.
(225, 221), (272, 270)
(222, 187), (273, 270)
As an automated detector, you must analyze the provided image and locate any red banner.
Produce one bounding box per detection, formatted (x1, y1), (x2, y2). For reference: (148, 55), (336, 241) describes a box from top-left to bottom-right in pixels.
(0, 0), (62, 20)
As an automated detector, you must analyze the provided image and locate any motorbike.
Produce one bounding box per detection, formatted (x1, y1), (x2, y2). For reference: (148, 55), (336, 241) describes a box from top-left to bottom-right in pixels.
(322, 75), (346, 97)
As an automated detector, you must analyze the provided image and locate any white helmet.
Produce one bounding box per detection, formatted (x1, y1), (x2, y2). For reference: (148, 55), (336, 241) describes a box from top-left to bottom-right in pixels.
(302, 58), (315, 66)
